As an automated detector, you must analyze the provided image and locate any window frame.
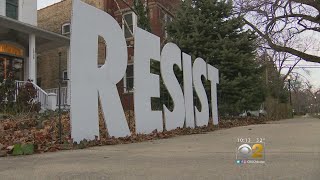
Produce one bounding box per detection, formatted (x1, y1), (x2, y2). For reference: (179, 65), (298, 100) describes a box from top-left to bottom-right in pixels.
(61, 22), (71, 35)
(123, 63), (134, 93)
(62, 70), (68, 81)
(6, 0), (19, 20)
(122, 11), (137, 39)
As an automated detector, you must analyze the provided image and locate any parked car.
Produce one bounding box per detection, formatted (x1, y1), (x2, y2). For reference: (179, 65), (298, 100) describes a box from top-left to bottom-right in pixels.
(240, 109), (267, 117)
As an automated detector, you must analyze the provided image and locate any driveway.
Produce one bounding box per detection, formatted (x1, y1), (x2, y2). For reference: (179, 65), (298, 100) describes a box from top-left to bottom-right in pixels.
(0, 117), (319, 180)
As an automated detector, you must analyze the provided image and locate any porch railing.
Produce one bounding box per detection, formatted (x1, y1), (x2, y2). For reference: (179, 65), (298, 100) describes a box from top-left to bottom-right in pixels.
(45, 87), (69, 107)
(15, 81), (49, 109)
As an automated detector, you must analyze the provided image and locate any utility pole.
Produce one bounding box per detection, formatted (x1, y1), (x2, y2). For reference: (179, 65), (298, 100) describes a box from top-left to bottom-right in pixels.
(58, 52), (62, 144)
(287, 75), (293, 118)
(314, 96), (317, 115)
(288, 79), (292, 106)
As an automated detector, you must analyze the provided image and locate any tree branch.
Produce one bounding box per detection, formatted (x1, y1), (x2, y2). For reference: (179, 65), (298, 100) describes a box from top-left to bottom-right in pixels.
(292, 0), (320, 12)
(243, 18), (320, 63)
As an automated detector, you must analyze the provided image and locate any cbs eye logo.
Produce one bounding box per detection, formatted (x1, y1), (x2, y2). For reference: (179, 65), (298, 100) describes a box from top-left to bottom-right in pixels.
(238, 144), (264, 158)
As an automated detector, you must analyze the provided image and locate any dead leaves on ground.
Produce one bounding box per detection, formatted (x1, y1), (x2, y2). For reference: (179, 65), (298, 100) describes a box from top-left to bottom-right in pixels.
(0, 112), (267, 157)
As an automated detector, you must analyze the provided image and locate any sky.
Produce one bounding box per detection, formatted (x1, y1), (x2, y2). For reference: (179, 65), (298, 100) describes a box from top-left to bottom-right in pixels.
(37, 0), (320, 89)
(38, 0), (62, 10)
(283, 31), (320, 90)
(296, 56), (320, 90)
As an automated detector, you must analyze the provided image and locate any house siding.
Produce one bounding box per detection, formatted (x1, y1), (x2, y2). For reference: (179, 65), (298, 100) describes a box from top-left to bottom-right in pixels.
(0, 1), (5, 17)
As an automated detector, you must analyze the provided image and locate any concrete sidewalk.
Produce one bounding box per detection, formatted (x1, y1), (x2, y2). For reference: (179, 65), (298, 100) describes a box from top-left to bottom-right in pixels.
(0, 117), (319, 180)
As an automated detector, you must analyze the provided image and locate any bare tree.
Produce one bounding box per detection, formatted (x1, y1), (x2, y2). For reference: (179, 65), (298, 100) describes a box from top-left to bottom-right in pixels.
(235, 0), (320, 63)
(259, 45), (302, 83)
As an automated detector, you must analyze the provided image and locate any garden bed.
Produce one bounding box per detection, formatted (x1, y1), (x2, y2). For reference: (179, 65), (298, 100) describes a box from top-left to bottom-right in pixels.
(0, 111), (270, 157)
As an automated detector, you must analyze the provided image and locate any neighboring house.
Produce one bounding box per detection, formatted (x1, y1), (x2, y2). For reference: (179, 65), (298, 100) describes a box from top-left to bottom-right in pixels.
(0, 0), (69, 110)
(37, 0), (179, 110)
(0, 0), (180, 110)
(37, 0), (105, 108)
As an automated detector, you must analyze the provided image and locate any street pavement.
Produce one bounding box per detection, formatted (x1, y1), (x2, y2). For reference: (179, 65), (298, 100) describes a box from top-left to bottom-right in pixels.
(0, 117), (319, 180)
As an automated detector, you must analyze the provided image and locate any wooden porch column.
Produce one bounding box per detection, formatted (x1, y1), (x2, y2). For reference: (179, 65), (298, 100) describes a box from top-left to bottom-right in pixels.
(28, 34), (36, 84)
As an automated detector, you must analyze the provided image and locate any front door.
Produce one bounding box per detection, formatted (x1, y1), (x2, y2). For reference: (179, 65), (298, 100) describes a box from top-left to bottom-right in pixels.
(0, 56), (24, 81)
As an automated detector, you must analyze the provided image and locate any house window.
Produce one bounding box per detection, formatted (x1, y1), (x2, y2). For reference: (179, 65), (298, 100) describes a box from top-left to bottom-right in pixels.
(123, 12), (137, 39)
(124, 64), (134, 92)
(62, 23), (71, 35)
(62, 70), (68, 81)
(6, 0), (18, 20)
(164, 14), (173, 39)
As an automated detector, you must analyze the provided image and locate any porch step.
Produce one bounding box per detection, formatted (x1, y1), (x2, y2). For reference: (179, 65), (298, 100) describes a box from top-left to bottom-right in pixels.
(15, 81), (49, 110)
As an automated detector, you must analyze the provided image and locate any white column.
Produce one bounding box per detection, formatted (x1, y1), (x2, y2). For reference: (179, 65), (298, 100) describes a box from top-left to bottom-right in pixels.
(47, 93), (57, 111)
(67, 46), (71, 105)
(28, 34), (36, 84)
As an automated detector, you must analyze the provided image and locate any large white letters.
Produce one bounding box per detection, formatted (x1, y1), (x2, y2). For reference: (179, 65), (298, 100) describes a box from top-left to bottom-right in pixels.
(208, 65), (219, 125)
(161, 43), (186, 131)
(182, 53), (195, 128)
(193, 58), (210, 126)
(70, 1), (220, 142)
(70, 0), (130, 142)
(134, 27), (163, 134)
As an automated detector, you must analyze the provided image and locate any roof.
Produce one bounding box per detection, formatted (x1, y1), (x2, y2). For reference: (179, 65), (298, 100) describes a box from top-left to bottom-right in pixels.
(0, 15), (70, 53)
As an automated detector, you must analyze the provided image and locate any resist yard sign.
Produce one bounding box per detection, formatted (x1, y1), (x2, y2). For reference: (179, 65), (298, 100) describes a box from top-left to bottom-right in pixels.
(70, 0), (219, 142)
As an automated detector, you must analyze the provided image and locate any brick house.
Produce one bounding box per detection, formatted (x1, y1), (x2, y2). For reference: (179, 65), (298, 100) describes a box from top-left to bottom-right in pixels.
(37, 0), (180, 110)
(37, 0), (105, 109)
